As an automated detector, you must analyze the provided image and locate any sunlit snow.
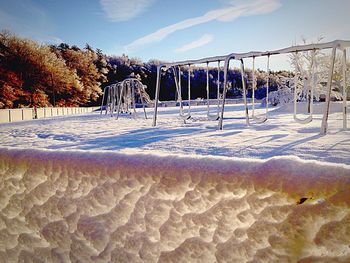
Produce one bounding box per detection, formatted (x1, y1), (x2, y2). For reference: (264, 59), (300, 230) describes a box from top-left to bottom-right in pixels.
(0, 102), (349, 262)
(1, 102), (349, 165)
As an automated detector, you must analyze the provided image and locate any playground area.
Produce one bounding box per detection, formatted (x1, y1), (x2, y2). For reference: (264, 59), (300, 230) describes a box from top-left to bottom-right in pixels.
(0, 40), (349, 262)
(0, 101), (349, 262)
(1, 101), (349, 165)
(100, 40), (349, 138)
(1, 0), (350, 260)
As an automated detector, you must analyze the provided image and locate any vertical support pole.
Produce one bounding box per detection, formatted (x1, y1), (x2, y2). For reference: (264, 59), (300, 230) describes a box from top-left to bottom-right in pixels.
(131, 80), (137, 115)
(116, 84), (120, 111)
(294, 52), (299, 119)
(188, 64), (191, 114)
(343, 48), (347, 129)
(206, 61), (210, 117)
(126, 82), (130, 113)
(320, 46), (337, 135)
(139, 83), (148, 119)
(178, 66), (184, 116)
(100, 86), (107, 114)
(113, 85), (119, 116)
(106, 87), (109, 115)
(252, 57), (256, 117)
(105, 88), (108, 115)
(113, 86), (116, 114)
(109, 86), (113, 115)
(112, 85), (117, 117)
(110, 86), (114, 116)
(240, 59), (250, 126)
(108, 86), (112, 115)
(218, 56), (231, 130)
(116, 81), (125, 120)
(217, 60), (220, 117)
(172, 67), (184, 116)
(266, 55), (270, 115)
(310, 50), (316, 116)
(172, 67), (178, 91)
(152, 65), (162, 126)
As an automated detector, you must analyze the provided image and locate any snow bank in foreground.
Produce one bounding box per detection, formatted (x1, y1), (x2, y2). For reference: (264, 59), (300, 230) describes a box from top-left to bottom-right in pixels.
(0, 148), (349, 262)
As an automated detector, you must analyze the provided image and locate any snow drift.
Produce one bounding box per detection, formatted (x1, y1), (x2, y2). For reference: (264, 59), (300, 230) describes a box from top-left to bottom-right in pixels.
(0, 148), (349, 262)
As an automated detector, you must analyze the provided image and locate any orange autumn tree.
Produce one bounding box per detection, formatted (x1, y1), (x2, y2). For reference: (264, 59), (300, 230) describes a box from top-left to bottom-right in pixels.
(0, 31), (83, 108)
(50, 44), (103, 106)
(0, 31), (104, 108)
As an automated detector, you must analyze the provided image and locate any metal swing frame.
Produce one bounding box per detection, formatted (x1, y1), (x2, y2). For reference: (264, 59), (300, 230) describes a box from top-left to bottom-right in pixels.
(152, 40), (350, 134)
(218, 55), (250, 128)
(101, 78), (148, 119)
(116, 78), (148, 120)
(342, 48), (348, 130)
(100, 83), (121, 116)
(168, 61), (223, 122)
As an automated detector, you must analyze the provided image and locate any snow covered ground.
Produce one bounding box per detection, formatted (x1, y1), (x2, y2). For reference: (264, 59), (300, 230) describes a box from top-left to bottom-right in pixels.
(0, 102), (349, 262)
(0, 102), (349, 165)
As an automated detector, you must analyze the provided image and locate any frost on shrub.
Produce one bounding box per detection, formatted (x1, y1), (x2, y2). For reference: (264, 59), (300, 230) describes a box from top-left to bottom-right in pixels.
(269, 76), (294, 106)
(263, 38), (348, 107)
(290, 39), (346, 103)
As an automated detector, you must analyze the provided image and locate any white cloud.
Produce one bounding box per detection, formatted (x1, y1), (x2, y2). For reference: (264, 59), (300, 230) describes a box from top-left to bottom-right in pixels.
(100, 0), (155, 22)
(40, 36), (64, 45)
(124, 0), (281, 53)
(175, 34), (213, 53)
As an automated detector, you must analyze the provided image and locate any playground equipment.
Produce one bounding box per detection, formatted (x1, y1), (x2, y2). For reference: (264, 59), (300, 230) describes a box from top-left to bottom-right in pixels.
(100, 83), (121, 116)
(250, 56), (269, 123)
(206, 61), (221, 120)
(172, 66), (190, 120)
(100, 78), (151, 119)
(293, 50), (316, 124)
(152, 40), (350, 134)
(160, 59), (224, 123)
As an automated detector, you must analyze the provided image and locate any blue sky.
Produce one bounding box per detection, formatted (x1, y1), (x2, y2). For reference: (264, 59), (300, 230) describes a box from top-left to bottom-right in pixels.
(0, 0), (349, 70)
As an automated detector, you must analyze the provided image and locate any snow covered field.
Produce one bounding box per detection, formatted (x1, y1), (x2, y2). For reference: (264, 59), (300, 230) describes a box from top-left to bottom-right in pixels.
(0, 102), (349, 262)
(0, 102), (349, 165)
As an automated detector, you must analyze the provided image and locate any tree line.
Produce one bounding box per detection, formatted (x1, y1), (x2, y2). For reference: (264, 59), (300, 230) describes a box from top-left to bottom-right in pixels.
(0, 30), (284, 109)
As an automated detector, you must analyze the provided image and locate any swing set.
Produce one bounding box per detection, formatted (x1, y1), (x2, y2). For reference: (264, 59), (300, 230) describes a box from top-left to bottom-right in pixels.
(152, 40), (350, 134)
(100, 78), (149, 119)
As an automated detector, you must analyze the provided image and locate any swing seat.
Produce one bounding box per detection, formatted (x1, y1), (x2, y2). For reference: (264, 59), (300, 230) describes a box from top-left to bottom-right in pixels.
(252, 115), (267, 123)
(294, 115), (312, 124)
(250, 56), (269, 125)
(207, 114), (220, 121)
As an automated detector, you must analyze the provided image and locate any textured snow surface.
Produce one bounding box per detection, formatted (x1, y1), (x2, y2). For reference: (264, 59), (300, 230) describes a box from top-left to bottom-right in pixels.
(0, 149), (349, 262)
(0, 102), (349, 165)
(0, 102), (349, 262)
